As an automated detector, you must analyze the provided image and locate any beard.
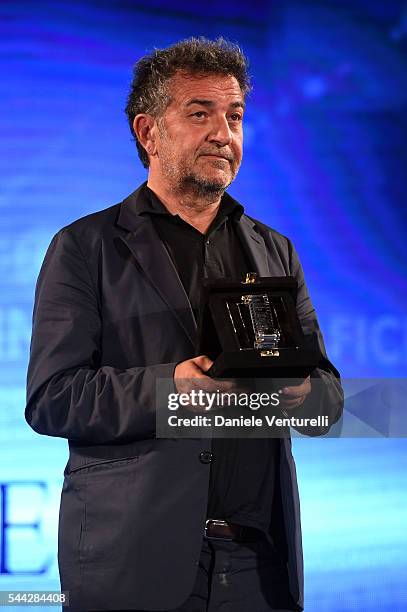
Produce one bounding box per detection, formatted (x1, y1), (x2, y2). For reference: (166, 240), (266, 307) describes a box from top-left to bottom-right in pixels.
(160, 155), (239, 202)
(180, 170), (233, 198)
(157, 122), (239, 200)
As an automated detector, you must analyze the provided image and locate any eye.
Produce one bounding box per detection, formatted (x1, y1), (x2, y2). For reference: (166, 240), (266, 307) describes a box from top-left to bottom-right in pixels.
(229, 113), (243, 122)
(191, 111), (207, 118)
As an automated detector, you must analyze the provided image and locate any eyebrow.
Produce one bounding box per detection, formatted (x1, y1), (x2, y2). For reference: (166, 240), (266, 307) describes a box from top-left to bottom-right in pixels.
(185, 99), (245, 110)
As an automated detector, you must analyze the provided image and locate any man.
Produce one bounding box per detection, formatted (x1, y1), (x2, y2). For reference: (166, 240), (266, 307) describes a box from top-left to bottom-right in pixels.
(26, 38), (343, 611)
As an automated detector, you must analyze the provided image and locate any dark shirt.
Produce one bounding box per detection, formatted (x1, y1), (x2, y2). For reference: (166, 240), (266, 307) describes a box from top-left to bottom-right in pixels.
(139, 184), (279, 533)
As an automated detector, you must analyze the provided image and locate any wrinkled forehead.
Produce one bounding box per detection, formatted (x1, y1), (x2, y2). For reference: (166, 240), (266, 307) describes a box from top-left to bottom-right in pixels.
(166, 70), (245, 108)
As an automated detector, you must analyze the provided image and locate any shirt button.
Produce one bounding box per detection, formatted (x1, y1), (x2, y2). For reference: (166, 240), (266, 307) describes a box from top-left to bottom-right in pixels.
(199, 451), (212, 464)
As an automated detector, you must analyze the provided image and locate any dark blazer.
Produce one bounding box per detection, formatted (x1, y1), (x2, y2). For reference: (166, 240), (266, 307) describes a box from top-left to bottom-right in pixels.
(25, 183), (343, 611)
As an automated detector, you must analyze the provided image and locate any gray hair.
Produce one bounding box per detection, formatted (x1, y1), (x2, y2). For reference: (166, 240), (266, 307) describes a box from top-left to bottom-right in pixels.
(125, 37), (251, 168)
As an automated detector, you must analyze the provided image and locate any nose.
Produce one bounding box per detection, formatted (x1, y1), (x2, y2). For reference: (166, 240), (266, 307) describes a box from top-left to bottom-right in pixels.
(208, 115), (233, 147)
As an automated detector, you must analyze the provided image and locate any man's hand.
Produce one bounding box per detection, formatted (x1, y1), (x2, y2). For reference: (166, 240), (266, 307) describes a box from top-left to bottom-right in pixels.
(174, 355), (238, 412)
(278, 376), (311, 411)
(174, 355), (214, 386)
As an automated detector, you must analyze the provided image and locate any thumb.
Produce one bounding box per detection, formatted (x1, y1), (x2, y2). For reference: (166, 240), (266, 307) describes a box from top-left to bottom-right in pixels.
(193, 355), (214, 373)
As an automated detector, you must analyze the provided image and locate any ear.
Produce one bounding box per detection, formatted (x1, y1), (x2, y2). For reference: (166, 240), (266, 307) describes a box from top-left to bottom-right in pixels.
(133, 114), (158, 157)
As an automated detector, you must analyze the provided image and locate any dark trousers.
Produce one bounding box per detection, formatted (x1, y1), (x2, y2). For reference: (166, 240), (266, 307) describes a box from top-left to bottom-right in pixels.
(76, 532), (299, 612)
(171, 534), (298, 612)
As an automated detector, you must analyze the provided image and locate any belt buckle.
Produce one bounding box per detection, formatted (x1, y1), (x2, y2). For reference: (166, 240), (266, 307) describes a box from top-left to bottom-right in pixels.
(205, 518), (234, 541)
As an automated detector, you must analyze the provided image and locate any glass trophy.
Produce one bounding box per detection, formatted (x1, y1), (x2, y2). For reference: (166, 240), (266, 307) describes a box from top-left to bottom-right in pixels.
(198, 273), (321, 378)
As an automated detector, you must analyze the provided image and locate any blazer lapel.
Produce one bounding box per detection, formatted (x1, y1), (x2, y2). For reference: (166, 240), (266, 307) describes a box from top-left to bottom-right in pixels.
(116, 186), (269, 347)
(237, 214), (270, 276)
(116, 188), (197, 348)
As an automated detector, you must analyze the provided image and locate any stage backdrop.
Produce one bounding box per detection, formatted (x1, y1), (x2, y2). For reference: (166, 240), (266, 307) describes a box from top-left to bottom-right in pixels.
(1, 1), (406, 611)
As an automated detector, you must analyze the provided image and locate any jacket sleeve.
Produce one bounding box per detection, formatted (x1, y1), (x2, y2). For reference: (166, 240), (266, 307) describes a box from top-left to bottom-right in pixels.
(25, 228), (176, 444)
(285, 238), (344, 436)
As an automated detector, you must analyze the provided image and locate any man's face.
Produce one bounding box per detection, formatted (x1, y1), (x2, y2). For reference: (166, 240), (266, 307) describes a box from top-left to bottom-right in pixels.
(153, 72), (244, 196)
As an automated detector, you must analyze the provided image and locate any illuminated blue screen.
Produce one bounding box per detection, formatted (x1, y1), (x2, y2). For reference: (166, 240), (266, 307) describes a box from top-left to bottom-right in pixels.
(1, 1), (406, 610)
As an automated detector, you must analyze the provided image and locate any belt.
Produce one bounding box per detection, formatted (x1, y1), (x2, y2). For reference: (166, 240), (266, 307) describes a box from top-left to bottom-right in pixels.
(204, 519), (261, 542)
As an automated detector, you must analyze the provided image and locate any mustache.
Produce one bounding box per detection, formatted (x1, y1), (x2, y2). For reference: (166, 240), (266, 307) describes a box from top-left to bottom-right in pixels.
(198, 150), (234, 162)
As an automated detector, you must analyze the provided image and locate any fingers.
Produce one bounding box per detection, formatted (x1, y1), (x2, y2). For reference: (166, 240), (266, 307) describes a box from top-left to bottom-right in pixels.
(174, 355), (242, 398)
(174, 355), (213, 380)
(188, 363), (212, 379)
(278, 376), (311, 411)
(175, 359), (313, 408)
(174, 355), (216, 396)
(279, 376), (311, 398)
(192, 355), (214, 373)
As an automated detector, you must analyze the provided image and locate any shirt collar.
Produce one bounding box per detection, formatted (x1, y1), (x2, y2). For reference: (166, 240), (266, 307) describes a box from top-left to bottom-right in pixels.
(139, 184), (244, 228)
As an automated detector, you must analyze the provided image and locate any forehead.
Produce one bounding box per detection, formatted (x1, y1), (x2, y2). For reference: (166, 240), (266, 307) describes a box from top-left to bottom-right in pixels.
(166, 71), (244, 107)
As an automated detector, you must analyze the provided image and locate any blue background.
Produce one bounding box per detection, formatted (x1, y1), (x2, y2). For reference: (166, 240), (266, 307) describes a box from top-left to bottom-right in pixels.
(0, 1), (406, 610)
